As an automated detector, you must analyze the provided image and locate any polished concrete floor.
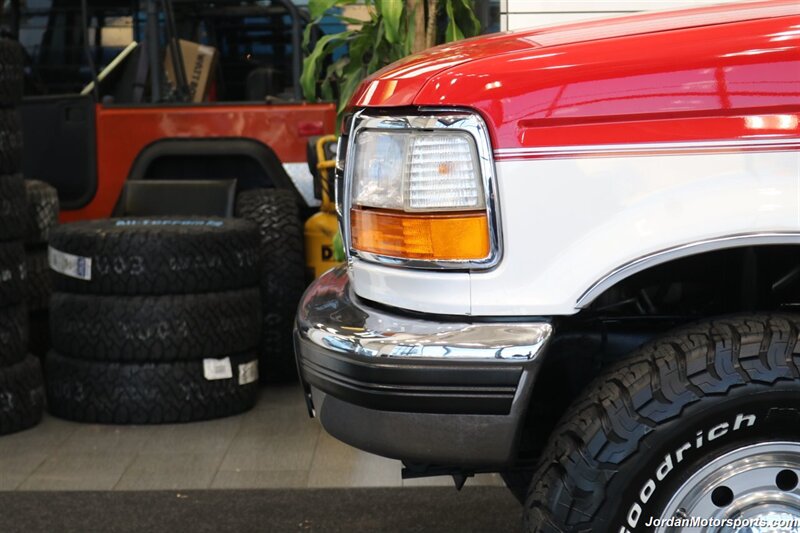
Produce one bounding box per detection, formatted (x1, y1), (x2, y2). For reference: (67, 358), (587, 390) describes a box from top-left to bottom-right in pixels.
(0, 385), (504, 491)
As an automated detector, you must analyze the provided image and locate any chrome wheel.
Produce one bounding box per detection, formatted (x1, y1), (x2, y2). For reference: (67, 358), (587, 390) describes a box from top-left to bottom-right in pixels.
(658, 442), (800, 532)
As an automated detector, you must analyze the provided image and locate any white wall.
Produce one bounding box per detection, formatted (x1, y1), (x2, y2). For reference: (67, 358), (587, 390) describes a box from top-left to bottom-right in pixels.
(501, 0), (749, 31)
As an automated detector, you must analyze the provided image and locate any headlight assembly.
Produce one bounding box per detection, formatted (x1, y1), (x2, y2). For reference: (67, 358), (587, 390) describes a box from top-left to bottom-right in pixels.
(344, 111), (501, 268)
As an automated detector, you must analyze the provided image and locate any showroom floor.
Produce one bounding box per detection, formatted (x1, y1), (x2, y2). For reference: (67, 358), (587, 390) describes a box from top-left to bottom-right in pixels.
(0, 385), (504, 491)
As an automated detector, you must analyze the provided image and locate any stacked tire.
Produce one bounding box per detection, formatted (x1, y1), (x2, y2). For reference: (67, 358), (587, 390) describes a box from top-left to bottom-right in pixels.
(25, 180), (59, 357)
(46, 217), (263, 424)
(0, 38), (45, 435)
(236, 188), (306, 383)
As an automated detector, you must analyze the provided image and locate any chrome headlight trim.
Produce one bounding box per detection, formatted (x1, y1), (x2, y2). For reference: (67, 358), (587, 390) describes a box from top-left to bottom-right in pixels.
(342, 108), (503, 271)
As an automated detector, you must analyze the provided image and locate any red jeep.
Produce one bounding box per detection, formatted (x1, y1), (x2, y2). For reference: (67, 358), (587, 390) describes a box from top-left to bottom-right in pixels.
(9, 0), (335, 219)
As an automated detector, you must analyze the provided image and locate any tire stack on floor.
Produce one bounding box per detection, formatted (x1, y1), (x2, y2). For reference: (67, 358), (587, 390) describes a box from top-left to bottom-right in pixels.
(0, 38), (45, 435)
(236, 188), (306, 382)
(24, 180), (59, 357)
(46, 217), (263, 424)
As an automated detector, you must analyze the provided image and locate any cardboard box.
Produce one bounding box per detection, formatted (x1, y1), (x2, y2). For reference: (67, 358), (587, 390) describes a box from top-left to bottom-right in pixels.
(165, 39), (218, 102)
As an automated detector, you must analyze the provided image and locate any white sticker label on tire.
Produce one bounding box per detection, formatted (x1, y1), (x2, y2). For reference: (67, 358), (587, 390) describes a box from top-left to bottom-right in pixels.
(238, 361), (259, 385)
(203, 357), (233, 381)
(48, 247), (92, 281)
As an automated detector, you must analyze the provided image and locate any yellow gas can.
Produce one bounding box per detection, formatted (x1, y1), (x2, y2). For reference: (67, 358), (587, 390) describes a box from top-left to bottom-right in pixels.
(305, 209), (341, 279)
(304, 135), (344, 279)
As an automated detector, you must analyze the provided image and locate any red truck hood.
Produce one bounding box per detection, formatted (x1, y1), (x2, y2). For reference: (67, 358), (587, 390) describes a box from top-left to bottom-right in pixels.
(350, 0), (798, 108)
(349, 32), (534, 108)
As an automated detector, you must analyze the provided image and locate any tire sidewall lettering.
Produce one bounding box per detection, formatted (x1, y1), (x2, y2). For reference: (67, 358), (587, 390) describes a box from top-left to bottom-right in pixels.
(615, 401), (800, 532)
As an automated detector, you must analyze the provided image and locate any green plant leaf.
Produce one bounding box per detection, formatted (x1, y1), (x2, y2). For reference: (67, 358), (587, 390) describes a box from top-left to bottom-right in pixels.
(321, 78), (335, 101)
(367, 21), (386, 72)
(444, 0), (465, 42)
(403, 4), (416, 56)
(309, 0), (340, 19)
(339, 16), (371, 25)
(301, 19), (317, 50)
(376, 0), (404, 44)
(330, 56), (350, 78)
(337, 64), (368, 115)
(452, 0), (481, 37)
(348, 35), (371, 66)
(300, 31), (352, 101)
(301, 0), (480, 122)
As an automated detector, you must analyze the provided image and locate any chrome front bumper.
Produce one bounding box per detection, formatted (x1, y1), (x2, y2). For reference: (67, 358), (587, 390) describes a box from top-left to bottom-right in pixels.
(293, 266), (553, 467)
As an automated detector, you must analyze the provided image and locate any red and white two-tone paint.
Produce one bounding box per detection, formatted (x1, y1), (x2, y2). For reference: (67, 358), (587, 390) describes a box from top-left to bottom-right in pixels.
(348, 0), (800, 316)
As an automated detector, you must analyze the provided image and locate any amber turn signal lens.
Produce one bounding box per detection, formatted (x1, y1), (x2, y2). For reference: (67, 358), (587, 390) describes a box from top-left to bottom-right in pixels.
(350, 208), (490, 261)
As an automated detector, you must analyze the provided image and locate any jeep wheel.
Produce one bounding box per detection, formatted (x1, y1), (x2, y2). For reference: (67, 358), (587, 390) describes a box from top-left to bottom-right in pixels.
(525, 315), (800, 533)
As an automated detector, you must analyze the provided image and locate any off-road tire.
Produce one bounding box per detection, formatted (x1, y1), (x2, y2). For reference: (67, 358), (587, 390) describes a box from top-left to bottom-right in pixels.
(24, 180), (59, 244)
(25, 248), (50, 312)
(49, 217), (260, 295)
(0, 108), (22, 175)
(0, 304), (27, 367)
(0, 355), (44, 436)
(28, 310), (50, 359)
(50, 288), (262, 362)
(236, 189), (305, 382)
(0, 174), (26, 241)
(0, 40), (24, 107)
(525, 314), (800, 532)
(45, 350), (259, 424)
(0, 240), (26, 305)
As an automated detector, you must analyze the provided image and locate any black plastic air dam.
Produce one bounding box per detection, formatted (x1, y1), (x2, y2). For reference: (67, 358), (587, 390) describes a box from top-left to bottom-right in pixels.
(309, 369), (537, 467)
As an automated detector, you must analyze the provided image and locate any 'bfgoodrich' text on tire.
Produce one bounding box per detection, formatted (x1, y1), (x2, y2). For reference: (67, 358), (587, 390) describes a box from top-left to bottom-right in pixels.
(525, 314), (800, 533)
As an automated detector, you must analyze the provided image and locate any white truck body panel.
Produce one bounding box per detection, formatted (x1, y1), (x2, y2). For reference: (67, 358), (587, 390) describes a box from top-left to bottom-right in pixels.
(500, 0), (749, 31)
(350, 147), (800, 316)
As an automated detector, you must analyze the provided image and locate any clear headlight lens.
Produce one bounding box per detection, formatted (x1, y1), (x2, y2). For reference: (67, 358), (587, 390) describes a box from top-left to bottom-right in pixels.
(352, 131), (407, 210)
(352, 131), (484, 212)
(349, 126), (491, 263)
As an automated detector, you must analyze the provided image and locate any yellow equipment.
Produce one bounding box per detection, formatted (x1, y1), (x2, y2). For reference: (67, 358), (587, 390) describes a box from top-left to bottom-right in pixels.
(305, 135), (343, 280)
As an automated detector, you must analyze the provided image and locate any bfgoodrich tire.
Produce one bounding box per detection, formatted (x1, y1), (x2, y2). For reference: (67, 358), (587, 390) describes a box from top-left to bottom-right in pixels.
(49, 217), (260, 295)
(24, 180), (59, 244)
(50, 288), (262, 362)
(0, 355), (45, 436)
(0, 39), (24, 107)
(25, 248), (51, 312)
(525, 315), (800, 533)
(0, 174), (26, 241)
(0, 240), (26, 305)
(236, 189), (305, 382)
(0, 108), (22, 174)
(45, 351), (260, 424)
(0, 304), (27, 367)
